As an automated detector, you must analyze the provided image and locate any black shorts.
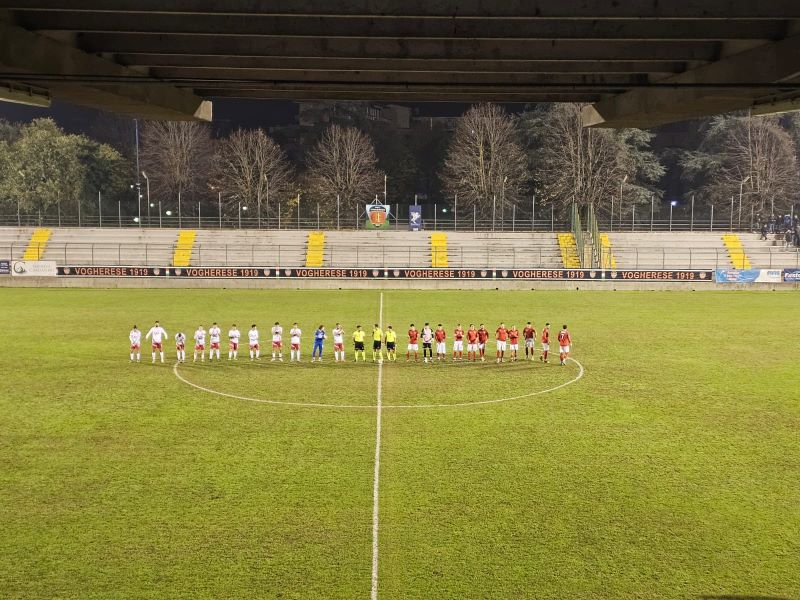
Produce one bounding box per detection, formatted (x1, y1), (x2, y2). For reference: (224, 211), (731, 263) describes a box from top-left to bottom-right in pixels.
(373, 340), (382, 350)
(355, 341), (365, 351)
(386, 342), (396, 351)
(422, 342), (432, 349)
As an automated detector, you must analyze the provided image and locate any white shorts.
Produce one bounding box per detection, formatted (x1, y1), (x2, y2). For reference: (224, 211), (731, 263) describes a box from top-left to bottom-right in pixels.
(478, 342), (486, 350)
(496, 341), (507, 351)
(467, 343), (477, 352)
(541, 343), (550, 351)
(510, 343), (519, 351)
(436, 342), (446, 354)
(408, 343), (418, 351)
(525, 339), (535, 348)
(560, 345), (570, 354)
(453, 340), (463, 352)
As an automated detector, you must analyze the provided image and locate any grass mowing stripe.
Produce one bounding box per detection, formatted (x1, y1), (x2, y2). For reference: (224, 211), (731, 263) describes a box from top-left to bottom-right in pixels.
(372, 291), (384, 600)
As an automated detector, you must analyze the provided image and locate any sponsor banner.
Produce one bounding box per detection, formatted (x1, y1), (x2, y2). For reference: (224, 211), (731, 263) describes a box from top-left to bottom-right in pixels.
(0, 260), (10, 275)
(784, 269), (800, 282)
(12, 260), (57, 277)
(715, 269), (784, 283)
(365, 202), (391, 230)
(756, 269), (784, 283)
(57, 266), (265, 278)
(409, 205), (423, 231)
(55, 266), (714, 281)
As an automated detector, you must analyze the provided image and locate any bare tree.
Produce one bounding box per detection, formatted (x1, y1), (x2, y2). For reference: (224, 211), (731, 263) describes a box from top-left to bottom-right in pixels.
(521, 103), (663, 218)
(440, 103), (529, 221)
(140, 121), (213, 206)
(213, 128), (294, 221)
(681, 114), (800, 219)
(305, 124), (383, 216)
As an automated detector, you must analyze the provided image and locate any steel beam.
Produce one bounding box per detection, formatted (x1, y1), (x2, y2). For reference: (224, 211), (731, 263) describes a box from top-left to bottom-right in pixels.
(147, 69), (646, 86)
(3, 0), (800, 19)
(76, 34), (719, 62)
(0, 20), (210, 119)
(584, 34), (800, 127)
(201, 88), (603, 102)
(116, 55), (688, 75)
(15, 12), (787, 41)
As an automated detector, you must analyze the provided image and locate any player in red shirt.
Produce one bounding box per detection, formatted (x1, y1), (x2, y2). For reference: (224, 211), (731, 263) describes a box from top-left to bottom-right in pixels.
(557, 324), (572, 366)
(523, 321), (536, 361)
(476, 324), (489, 362)
(508, 325), (520, 362)
(495, 323), (508, 363)
(452, 323), (465, 361)
(540, 322), (551, 363)
(466, 324), (479, 362)
(434, 324), (447, 362)
(407, 324), (419, 362)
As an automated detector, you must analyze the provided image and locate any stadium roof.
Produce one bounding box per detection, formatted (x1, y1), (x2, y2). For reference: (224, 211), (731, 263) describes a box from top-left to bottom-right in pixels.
(2, 1), (800, 127)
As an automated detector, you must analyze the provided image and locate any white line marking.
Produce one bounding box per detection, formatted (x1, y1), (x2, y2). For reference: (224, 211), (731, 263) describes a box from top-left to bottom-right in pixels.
(371, 291), (384, 600)
(172, 358), (585, 410)
(384, 359), (585, 408)
(172, 363), (369, 409)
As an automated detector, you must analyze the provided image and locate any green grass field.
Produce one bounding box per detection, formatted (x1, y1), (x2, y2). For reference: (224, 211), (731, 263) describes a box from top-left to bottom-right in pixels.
(1, 288), (798, 600)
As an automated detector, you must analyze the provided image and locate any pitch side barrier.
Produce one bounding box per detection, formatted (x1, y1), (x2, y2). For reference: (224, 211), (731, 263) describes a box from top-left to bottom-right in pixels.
(48, 265), (716, 281)
(6, 263), (800, 289)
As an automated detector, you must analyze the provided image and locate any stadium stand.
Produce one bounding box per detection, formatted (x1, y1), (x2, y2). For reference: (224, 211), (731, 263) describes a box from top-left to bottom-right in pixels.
(598, 234), (617, 269)
(721, 234), (752, 270)
(607, 231), (799, 269)
(33, 228), (175, 265)
(2, 227), (796, 270)
(172, 230), (197, 267)
(430, 233), (448, 268)
(22, 228), (51, 261)
(191, 229), (307, 266)
(305, 232), (325, 267)
(609, 232), (734, 269)
(739, 232), (800, 268)
(557, 233), (581, 268)
(0, 227), (35, 260)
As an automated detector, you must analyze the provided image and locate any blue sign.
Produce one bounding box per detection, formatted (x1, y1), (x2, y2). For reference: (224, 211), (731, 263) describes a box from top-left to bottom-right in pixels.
(409, 205), (423, 231)
(0, 260), (9, 275)
(784, 269), (800, 282)
(715, 269), (760, 283)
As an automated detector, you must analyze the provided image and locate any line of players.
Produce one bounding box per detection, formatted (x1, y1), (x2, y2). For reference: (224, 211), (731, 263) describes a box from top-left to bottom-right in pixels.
(129, 321), (573, 366)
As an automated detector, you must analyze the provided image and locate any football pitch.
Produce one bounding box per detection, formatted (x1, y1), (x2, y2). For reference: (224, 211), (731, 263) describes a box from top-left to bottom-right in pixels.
(1, 288), (798, 600)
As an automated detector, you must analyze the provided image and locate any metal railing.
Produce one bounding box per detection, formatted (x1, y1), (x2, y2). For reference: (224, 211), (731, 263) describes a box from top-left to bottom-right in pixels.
(2, 210), (775, 233)
(586, 204), (602, 268)
(570, 203), (585, 267)
(0, 212), (571, 232)
(6, 240), (798, 269)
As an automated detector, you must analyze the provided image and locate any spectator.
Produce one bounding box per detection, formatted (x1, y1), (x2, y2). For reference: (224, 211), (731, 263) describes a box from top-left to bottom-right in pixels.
(785, 229), (793, 248)
(760, 222), (768, 240)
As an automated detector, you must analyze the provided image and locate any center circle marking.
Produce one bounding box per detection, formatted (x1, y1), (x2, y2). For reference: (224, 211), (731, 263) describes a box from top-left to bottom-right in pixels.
(173, 358), (585, 410)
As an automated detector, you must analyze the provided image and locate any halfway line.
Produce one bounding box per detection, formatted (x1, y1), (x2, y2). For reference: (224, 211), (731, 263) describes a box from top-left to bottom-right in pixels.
(371, 291), (384, 600)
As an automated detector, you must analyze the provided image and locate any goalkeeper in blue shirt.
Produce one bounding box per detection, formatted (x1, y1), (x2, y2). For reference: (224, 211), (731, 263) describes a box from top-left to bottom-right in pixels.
(312, 325), (327, 362)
